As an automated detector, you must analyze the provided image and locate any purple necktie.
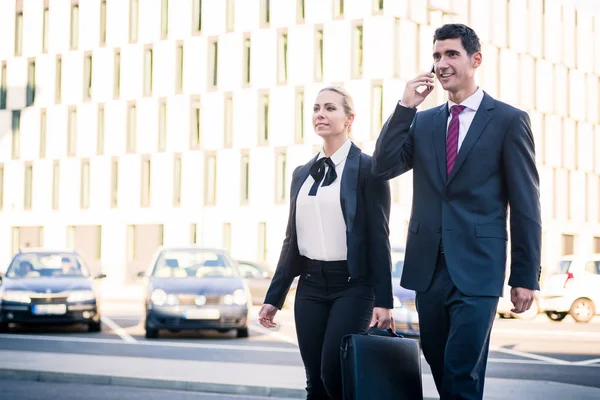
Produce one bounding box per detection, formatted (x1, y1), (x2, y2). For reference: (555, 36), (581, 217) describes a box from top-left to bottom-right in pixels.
(446, 105), (466, 176)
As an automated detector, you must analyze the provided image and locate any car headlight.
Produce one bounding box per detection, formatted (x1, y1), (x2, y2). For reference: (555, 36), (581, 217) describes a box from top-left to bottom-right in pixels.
(150, 289), (167, 306)
(232, 289), (247, 305)
(2, 291), (33, 304)
(393, 296), (403, 309)
(67, 290), (96, 303)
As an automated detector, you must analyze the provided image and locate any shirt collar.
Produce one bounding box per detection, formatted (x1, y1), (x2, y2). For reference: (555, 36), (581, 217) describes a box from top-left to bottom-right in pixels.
(447, 87), (484, 113)
(318, 138), (352, 166)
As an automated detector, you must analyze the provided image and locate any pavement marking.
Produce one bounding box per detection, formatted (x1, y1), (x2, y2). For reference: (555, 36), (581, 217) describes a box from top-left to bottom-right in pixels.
(489, 345), (571, 365)
(100, 316), (137, 343)
(248, 324), (299, 346)
(492, 328), (600, 340)
(571, 357), (600, 366)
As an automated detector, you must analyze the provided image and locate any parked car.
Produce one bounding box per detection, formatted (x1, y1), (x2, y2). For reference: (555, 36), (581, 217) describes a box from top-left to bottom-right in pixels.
(139, 247), (250, 339)
(235, 260), (298, 309)
(538, 254), (600, 323)
(496, 284), (540, 320)
(0, 249), (105, 332)
(391, 248), (419, 337)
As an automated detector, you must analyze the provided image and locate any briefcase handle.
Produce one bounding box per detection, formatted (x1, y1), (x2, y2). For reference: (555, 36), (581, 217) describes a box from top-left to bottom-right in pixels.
(365, 324), (403, 338)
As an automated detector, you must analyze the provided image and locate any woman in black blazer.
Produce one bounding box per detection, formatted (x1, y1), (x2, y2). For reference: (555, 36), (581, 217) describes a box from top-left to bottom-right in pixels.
(259, 86), (394, 400)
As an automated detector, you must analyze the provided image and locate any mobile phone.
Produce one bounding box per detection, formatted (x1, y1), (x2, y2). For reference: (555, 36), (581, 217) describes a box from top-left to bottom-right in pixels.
(430, 64), (435, 74)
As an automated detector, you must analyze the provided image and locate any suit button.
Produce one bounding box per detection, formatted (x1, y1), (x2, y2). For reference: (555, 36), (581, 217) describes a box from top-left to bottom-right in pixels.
(443, 198), (449, 203)
(436, 228), (441, 233)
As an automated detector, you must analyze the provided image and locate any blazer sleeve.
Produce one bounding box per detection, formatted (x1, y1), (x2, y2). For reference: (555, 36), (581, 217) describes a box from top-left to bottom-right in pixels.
(371, 103), (418, 180)
(365, 164), (394, 309)
(503, 111), (542, 291)
(263, 167), (300, 310)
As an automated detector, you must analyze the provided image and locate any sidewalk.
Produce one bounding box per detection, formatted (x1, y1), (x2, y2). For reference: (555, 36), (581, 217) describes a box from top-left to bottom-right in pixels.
(1, 349), (599, 399)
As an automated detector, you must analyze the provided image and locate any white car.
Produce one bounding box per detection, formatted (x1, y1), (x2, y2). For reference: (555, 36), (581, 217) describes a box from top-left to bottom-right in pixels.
(538, 254), (600, 323)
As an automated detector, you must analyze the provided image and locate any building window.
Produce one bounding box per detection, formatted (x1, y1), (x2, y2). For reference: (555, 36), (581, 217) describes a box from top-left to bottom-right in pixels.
(55, 56), (62, 103)
(141, 156), (151, 208)
(223, 223), (232, 253)
(204, 153), (217, 205)
(393, 18), (401, 77)
(67, 107), (77, 157)
(371, 82), (383, 138)
(190, 223), (197, 244)
(113, 50), (121, 99)
(0, 164), (4, 211)
(127, 225), (136, 261)
(80, 159), (90, 209)
(258, 222), (267, 261)
(129, 0), (139, 43)
(224, 93), (233, 147)
(161, 0), (169, 39)
(158, 99), (167, 152)
(226, 0), (234, 32)
(1, 62), (6, 109)
(314, 28), (324, 81)
(594, 237), (600, 253)
(70, 2), (79, 50)
(99, 0), (107, 46)
(175, 42), (184, 93)
(144, 46), (153, 97)
(97, 104), (105, 155)
(258, 92), (269, 145)
(208, 37), (218, 89)
(24, 163), (33, 210)
(110, 157), (118, 208)
(52, 161), (60, 210)
(127, 102), (137, 153)
(562, 234), (575, 256)
(277, 31), (288, 84)
(243, 36), (251, 86)
(240, 152), (250, 203)
(15, 9), (23, 56)
(566, 170), (571, 220)
(260, 0), (270, 27)
(190, 96), (201, 149)
(40, 109), (47, 158)
(12, 111), (21, 160)
(95, 226), (102, 260)
(192, 0), (202, 33)
(295, 87), (304, 143)
(27, 59), (36, 107)
(83, 53), (93, 101)
(275, 150), (287, 203)
(297, 0), (305, 24)
(373, 0), (384, 14)
(173, 153), (182, 207)
(333, 0), (344, 18)
(42, 6), (50, 52)
(351, 23), (364, 78)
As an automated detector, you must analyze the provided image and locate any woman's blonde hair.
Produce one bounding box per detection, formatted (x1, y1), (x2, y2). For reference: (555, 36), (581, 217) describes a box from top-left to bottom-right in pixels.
(318, 86), (355, 134)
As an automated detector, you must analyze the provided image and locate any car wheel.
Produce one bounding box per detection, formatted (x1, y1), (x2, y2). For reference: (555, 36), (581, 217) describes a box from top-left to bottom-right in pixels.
(511, 301), (539, 320)
(569, 298), (595, 323)
(88, 321), (102, 332)
(145, 327), (159, 339)
(545, 311), (568, 322)
(236, 328), (249, 338)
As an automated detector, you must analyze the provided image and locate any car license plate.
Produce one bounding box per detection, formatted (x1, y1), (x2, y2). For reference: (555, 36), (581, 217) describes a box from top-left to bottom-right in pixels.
(184, 308), (220, 320)
(32, 304), (67, 315)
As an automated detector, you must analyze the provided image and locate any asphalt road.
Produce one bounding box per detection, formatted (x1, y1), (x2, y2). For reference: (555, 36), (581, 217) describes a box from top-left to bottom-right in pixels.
(0, 302), (598, 390)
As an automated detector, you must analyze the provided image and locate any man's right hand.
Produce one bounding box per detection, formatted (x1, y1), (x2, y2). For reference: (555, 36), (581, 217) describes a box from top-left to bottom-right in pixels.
(258, 303), (279, 328)
(401, 73), (435, 108)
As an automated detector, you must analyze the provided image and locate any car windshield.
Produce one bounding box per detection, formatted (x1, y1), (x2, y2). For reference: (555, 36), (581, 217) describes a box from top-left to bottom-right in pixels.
(5, 253), (89, 279)
(152, 249), (238, 278)
(391, 252), (405, 278)
(552, 260), (572, 275)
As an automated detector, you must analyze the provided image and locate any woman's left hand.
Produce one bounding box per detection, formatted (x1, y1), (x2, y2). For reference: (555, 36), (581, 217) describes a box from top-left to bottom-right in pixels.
(370, 307), (394, 330)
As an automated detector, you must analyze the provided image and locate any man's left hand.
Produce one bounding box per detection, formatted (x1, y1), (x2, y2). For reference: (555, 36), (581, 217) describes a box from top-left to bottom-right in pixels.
(370, 307), (394, 330)
(510, 287), (535, 313)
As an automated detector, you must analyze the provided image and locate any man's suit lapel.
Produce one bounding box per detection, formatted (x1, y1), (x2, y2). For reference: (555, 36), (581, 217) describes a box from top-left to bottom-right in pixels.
(340, 144), (360, 234)
(432, 104), (450, 183)
(447, 92), (495, 185)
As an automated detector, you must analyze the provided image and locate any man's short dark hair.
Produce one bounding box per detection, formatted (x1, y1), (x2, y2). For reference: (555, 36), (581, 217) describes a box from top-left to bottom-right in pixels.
(433, 24), (481, 56)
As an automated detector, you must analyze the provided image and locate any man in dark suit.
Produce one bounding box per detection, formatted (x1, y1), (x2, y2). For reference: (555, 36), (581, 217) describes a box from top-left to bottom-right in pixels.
(372, 24), (541, 399)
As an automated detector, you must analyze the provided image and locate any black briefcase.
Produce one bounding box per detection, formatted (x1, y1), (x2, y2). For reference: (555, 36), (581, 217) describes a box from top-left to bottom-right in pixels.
(340, 326), (423, 400)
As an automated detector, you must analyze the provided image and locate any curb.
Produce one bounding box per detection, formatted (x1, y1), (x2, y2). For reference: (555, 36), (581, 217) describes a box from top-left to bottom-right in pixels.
(0, 368), (306, 398)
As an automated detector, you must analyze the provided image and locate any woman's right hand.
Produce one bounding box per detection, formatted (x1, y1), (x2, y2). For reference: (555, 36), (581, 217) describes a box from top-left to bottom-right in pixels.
(258, 303), (279, 328)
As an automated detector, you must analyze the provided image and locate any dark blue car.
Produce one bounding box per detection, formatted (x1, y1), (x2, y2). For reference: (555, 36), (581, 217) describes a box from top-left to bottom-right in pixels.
(0, 249), (105, 332)
(391, 248), (420, 337)
(139, 247), (250, 339)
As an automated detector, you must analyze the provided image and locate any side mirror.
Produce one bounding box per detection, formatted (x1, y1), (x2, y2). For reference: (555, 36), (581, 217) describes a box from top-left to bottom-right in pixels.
(94, 273), (107, 280)
(137, 271), (146, 277)
(243, 271), (254, 279)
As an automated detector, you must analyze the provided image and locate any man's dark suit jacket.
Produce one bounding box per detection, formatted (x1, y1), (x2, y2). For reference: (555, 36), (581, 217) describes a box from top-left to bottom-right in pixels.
(264, 143), (393, 310)
(372, 92), (542, 297)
